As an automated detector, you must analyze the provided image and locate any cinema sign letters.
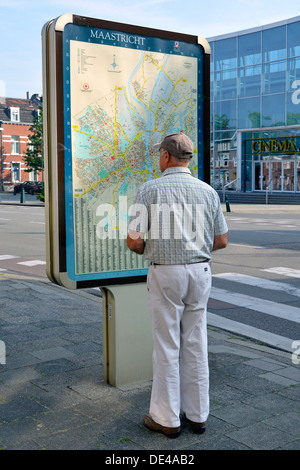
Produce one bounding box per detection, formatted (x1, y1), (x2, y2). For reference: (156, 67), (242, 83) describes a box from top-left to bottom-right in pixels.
(251, 137), (300, 154)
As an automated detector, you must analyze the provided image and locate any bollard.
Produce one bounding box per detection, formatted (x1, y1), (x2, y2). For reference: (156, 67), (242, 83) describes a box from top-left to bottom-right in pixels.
(20, 188), (25, 204)
(225, 195), (231, 212)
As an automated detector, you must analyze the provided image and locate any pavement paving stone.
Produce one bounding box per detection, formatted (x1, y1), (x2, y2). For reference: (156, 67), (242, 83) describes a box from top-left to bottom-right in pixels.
(226, 422), (296, 450)
(0, 271), (300, 451)
(276, 384), (300, 402)
(274, 366), (300, 382)
(0, 366), (43, 385)
(259, 372), (299, 387)
(0, 396), (47, 422)
(263, 411), (300, 437)
(241, 391), (300, 414)
(211, 403), (272, 428)
(245, 358), (289, 371)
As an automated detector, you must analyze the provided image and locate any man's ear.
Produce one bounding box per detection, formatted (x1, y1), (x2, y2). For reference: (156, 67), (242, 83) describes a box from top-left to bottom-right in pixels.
(165, 150), (171, 163)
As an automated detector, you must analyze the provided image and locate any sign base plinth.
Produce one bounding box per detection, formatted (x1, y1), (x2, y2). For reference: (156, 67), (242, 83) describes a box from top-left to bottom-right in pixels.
(101, 283), (153, 387)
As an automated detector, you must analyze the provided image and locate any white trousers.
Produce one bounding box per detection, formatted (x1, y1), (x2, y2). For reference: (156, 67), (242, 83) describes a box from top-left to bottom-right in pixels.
(147, 263), (212, 428)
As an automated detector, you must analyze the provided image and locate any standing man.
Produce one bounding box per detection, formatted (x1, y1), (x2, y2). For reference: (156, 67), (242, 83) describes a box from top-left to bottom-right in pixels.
(127, 133), (228, 438)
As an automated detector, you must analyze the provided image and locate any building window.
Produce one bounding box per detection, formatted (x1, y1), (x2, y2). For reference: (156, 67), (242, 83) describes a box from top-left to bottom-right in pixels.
(287, 91), (300, 125)
(28, 170), (38, 181)
(287, 21), (300, 58)
(262, 93), (286, 126)
(27, 139), (34, 152)
(11, 136), (20, 154)
(287, 57), (300, 91)
(262, 60), (286, 94)
(12, 163), (20, 182)
(10, 107), (20, 122)
(238, 32), (261, 66)
(238, 65), (262, 97)
(214, 37), (237, 70)
(214, 100), (236, 130)
(214, 69), (237, 100)
(262, 26), (286, 62)
(217, 142), (230, 151)
(238, 96), (261, 129)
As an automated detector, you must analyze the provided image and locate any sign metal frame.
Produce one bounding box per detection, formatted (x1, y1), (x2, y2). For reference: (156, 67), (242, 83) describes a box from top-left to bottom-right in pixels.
(42, 13), (211, 289)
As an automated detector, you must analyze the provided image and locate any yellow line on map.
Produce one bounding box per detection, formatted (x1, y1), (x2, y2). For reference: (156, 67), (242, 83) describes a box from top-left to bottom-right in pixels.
(162, 96), (192, 133)
(80, 167), (127, 196)
(124, 87), (139, 132)
(136, 55), (185, 113)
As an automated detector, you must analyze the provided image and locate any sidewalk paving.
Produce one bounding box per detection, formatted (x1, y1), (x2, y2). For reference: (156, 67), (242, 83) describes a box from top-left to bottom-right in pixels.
(0, 272), (299, 451)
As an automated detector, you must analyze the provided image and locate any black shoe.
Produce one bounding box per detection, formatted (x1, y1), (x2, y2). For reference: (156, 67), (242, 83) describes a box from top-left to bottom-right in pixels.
(183, 413), (206, 434)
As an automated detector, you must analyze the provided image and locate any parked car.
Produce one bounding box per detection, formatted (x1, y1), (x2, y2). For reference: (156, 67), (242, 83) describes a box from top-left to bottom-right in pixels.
(14, 181), (43, 195)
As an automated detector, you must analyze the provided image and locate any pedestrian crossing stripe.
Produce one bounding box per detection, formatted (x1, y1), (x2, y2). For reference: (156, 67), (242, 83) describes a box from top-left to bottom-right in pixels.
(229, 243), (263, 249)
(0, 255), (19, 260)
(207, 312), (294, 353)
(210, 286), (300, 324)
(17, 260), (46, 266)
(210, 271), (300, 352)
(261, 267), (300, 279)
(214, 272), (300, 298)
(228, 217), (300, 227)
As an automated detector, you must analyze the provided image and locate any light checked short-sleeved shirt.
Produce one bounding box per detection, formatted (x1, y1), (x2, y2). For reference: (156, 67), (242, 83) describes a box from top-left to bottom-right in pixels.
(129, 167), (228, 265)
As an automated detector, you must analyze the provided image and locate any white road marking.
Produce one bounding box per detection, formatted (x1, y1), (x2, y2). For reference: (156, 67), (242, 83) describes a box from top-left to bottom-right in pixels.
(228, 217), (300, 227)
(229, 243), (263, 249)
(207, 312), (294, 353)
(0, 255), (19, 260)
(17, 260), (46, 267)
(213, 272), (300, 298)
(210, 286), (300, 323)
(261, 267), (300, 279)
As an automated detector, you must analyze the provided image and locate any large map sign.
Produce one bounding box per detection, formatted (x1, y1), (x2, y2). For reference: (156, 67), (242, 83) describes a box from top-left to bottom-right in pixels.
(42, 14), (210, 289)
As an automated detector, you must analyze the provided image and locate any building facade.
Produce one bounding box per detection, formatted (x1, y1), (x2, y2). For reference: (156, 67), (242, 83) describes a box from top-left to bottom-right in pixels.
(208, 16), (300, 194)
(0, 95), (42, 191)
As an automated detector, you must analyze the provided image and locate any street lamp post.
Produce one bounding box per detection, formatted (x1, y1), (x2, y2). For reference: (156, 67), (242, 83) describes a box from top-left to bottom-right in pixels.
(0, 121), (4, 192)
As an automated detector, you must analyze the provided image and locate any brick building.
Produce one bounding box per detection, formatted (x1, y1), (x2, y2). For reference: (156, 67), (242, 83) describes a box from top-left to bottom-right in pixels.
(0, 94), (42, 191)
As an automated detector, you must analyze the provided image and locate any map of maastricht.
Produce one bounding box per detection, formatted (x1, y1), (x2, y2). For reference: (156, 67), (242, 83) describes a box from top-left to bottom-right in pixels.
(69, 40), (199, 275)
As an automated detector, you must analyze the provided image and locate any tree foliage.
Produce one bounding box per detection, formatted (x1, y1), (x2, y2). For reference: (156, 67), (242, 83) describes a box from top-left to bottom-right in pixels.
(23, 106), (43, 174)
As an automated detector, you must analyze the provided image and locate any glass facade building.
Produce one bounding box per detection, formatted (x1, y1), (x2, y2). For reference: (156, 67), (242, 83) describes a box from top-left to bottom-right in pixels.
(208, 16), (300, 193)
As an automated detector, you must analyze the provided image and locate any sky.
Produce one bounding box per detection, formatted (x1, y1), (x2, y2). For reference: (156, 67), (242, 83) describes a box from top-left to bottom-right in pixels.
(0, 0), (299, 99)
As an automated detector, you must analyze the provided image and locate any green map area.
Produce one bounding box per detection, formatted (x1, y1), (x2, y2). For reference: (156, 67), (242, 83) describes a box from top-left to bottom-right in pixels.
(69, 40), (199, 275)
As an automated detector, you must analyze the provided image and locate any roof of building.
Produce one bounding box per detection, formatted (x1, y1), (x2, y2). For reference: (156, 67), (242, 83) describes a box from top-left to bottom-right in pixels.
(0, 95), (42, 125)
(207, 14), (300, 41)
